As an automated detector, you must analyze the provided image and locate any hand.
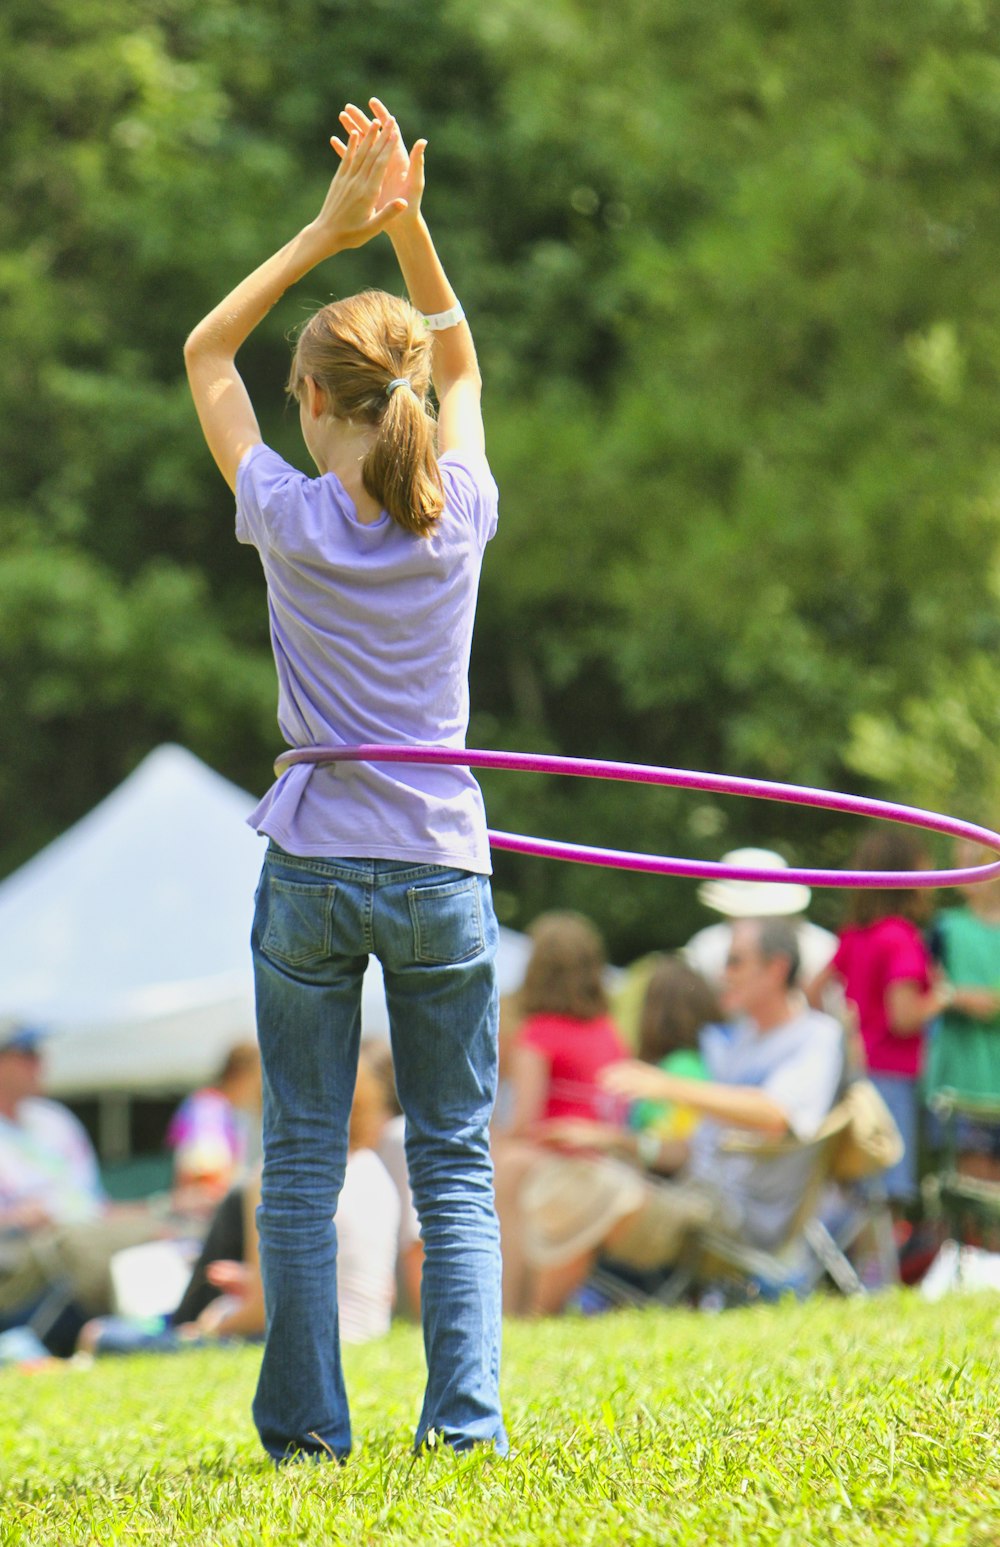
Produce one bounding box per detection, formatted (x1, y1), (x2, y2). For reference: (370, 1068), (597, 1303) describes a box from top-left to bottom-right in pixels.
(952, 986), (1000, 1021)
(332, 98), (425, 230)
(539, 1118), (624, 1152)
(310, 117), (408, 253)
(2, 1198), (53, 1232)
(205, 1259), (251, 1297)
(186, 1293), (241, 1338)
(599, 1059), (673, 1103)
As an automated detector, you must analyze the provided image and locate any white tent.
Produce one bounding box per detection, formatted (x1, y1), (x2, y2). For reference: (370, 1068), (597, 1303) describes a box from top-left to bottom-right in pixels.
(0, 745), (533, 1099)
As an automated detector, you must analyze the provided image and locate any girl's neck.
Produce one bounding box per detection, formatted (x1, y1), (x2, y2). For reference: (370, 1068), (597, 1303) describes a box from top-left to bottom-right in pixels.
(311, 422), (383, 524)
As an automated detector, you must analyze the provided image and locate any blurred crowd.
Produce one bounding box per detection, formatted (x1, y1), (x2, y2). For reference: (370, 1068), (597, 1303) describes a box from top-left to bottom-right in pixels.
(2, 822), (998, 1365)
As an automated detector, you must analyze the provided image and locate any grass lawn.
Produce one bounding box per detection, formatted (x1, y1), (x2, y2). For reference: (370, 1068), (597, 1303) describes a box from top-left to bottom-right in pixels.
(0, 1292), (998, 1546)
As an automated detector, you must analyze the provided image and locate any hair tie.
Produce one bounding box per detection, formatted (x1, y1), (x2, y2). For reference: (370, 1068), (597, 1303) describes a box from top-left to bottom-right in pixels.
(385, 377), (410, 398)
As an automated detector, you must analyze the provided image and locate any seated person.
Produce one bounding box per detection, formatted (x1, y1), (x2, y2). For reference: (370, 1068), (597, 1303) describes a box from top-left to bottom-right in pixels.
(0, 1019), (164, 1348)
(547, 954), (717, 1166)
(518, 918), (845, 1314)
(492, 912), (629, 1314)
(166, 1041), (262, 1215)
(81, 1051), (400, 1352)
(503, 911), (630, 1134)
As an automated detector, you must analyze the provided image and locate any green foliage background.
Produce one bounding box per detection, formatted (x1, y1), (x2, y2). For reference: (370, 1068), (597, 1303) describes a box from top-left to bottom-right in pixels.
(4, 0), (1000, 957)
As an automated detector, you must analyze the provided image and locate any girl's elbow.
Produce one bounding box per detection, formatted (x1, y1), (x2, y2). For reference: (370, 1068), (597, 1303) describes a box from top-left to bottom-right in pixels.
(183, 325), (217, 364)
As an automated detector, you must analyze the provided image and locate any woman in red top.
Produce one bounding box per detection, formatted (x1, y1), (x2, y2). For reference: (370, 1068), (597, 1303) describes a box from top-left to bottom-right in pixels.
(810, 828), (948, 1210)
(493, 912), (628, 1313)
(506, 912), (629, 1133)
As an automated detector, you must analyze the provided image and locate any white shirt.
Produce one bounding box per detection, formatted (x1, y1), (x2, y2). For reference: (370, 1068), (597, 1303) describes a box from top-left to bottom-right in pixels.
(0, 1098), (104, 1225)
(689, 1009), (845, 1247)
(336, 1148), (401, 1344)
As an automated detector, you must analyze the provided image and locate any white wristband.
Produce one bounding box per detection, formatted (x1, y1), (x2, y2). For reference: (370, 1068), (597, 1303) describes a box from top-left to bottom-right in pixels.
(422, 302), (465, 332)
(635, 1130), (660, 1169)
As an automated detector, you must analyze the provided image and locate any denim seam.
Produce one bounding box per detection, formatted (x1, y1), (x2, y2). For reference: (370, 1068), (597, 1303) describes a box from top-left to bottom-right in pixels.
(362, 879), (375, 953)
(373, 863), (473, 887)
(265, 851), (376, 883)
(266, 851), (472, 889)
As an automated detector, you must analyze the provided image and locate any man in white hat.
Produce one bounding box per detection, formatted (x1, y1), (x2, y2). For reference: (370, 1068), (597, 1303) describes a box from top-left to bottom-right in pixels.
(683, 847), (837, 992)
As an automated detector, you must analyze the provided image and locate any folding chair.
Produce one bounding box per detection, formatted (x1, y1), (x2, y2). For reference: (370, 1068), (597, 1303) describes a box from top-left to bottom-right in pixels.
(660, 1105), (866, 1305)
(923, 1091), (1000, 1247)
(589, 1100), (897, 1310)
(0, 1232), (81, 1355)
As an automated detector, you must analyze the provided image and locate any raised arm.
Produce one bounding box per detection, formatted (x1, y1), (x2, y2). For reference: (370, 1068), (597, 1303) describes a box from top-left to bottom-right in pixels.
(183, 120), (405, 491)
(336, 99), (485, 458)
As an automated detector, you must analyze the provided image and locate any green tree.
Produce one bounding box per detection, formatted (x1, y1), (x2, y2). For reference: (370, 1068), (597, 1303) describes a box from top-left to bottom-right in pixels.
(5, 0), (1000, 961)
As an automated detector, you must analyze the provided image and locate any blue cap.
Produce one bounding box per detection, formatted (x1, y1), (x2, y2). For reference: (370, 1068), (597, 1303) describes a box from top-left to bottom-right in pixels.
(0, 1018), (47, 1056)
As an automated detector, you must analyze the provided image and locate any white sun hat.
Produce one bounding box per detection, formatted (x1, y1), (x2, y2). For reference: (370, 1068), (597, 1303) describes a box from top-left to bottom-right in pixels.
(697, 848), (811, 919)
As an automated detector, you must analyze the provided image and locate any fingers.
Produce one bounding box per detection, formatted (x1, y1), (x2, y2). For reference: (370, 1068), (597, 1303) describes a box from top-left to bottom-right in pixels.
(336, 101), (411, 171)
(340, 102), (372, 136)
(362, 198), (409, 237)
(358, 117), (397, 180)
(337, 127), (361, 171)
(334, 117), (384, 185)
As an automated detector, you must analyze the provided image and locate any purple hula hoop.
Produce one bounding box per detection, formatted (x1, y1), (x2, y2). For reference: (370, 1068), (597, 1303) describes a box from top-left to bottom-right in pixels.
(272, 744), (1000, 890)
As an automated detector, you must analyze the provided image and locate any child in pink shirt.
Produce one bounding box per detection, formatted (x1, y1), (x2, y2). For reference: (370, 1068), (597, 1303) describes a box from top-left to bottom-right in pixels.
(812, 828), (948, 1206)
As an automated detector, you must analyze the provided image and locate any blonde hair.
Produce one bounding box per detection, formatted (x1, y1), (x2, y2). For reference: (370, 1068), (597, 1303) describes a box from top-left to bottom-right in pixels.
(288, 289), (443, 536)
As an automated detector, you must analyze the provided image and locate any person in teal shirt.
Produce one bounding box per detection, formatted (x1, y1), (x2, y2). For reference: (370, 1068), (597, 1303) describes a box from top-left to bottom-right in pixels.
(927, 838), (1000, 1181)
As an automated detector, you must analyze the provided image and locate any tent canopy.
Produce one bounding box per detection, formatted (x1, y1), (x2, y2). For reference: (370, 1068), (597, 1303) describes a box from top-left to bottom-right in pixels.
(0, 745), (531, 1096)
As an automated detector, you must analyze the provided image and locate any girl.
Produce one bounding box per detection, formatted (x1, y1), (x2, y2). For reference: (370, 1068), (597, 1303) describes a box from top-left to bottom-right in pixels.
(809, 827), (947, 1212)
(165, 1041), (261, 1214)
(492, 911), (628, 1315)
(628, 954), (715, 1144)
(503, 911), (629, 1137)
(184, 100), (507, 1461)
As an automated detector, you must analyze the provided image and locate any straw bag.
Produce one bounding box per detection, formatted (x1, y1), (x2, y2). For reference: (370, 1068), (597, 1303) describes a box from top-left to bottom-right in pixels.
(832, 1078), (905, 1182)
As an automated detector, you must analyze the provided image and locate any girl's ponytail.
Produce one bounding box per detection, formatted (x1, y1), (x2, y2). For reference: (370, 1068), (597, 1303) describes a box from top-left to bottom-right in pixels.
(363, 384), (443, 537)
(289, 289), (444, 538)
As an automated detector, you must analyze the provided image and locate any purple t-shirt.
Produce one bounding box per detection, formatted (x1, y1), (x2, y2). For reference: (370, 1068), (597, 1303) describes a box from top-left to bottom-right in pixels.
(236, 442), (498, 872)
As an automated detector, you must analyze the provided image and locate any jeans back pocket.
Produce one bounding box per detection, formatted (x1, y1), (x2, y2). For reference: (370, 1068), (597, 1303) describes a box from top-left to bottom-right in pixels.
(260, 877), (337, 969)
(408, 876), (485, 965)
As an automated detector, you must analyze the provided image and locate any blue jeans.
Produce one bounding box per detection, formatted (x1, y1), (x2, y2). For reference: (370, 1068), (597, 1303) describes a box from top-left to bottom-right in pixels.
(869, 1072), (919, 1204)
(250, 844), (507, 1462)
